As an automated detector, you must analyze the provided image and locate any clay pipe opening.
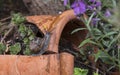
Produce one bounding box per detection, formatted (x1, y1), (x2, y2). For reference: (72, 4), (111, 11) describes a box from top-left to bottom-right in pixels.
(48, 10), (87, 54)
(48, 10), (77, 53)
(59, 19), (87, 55)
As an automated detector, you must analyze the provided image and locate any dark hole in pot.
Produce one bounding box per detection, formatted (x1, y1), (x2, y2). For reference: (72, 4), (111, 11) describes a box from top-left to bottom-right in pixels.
(24, 22), (44, 38)
(59, 19), (101, 75)
(59, 19), (87, 55)
(24, 22), (48, 54)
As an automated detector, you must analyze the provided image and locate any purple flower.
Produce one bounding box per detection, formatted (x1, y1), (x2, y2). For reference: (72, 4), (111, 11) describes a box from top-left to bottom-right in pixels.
(88, 0), (101, 11)
(104, 10), (111, 17)
(92, 18), (100, 25)
(89, 0), (96, 3)
(87, 5), (96, 10)
(71, 0), (86, 16)
(64, 0), (68, 6)
(95, 1), (101, 7)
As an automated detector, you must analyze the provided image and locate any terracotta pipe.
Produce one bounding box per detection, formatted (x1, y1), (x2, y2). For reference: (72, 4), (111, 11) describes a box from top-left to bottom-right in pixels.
(0, 10), (77, 75)
(0, 55), (60, 75)
(26, 10), (77, 53)
(60, 52), (74, 75)
(47, 10), (76, 53)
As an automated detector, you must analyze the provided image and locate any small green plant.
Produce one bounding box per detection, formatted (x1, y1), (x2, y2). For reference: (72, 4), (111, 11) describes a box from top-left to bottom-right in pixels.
(11, 13), (25, 25)
(74, 68), (100, 75)
(9, 43), (21, 55)
(74, 68), (88, 75)
(0, 13), (35, 55)
(0, 43), (6, 54)
(11, 13), (34, 55)
(93, 72), (99, 75)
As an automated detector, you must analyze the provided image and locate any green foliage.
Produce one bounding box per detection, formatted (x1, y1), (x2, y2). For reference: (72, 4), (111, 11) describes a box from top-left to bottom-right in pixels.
(72, 0), (120, 73)
(11, 13), (25, 24)
(0, 13), (35, 55)
(0, 43), (6, 54)
(78, 38), (98, 48)
(18, 24), (34, 40)
(11, 13), (35, 55)
(9, 43), (21, 55)
(93, 72), (99, 75)
(23, 45), (31, 55)
(71, 28), (87, 34)
(74, 68), (88, 75)
(94, 50), (114, 64)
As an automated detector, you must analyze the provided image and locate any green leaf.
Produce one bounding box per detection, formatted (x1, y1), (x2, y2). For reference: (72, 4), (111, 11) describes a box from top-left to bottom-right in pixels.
(12, 13), (25, 24)
(19, 25), (26, 32)
(79, 48), (85, 55)
(74, 68), (88, 75)
(107, 65), (116, 71)
(23, 38), (29, 44)
(9, 43), (21, 55)
(92, 28), (101, 33)
(85, 12), (95, 32)
(23, 46), (31, 55)
(102, 31), (117, 39)
(29, 35), (34, 40)
(94, 50), (114, 64)
(71, 28), (87, 34)
(108, 33), (119, 48)
(101, 39), (110, 47)
(0, 43), (6, 54)
(92, 28), (102, 35)
(79, 38), (97, 48)
(28, 30), (32, 35)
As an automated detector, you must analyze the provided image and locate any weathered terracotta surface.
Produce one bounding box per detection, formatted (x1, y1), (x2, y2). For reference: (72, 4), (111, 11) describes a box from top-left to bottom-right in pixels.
(0, 10), (87, 75)
(0, 53), (75, 75)
(26, 15), (57, 34)
(0, 55), (60, 75)
(26, 10), (77, 53)
(60, 52), (74, 75)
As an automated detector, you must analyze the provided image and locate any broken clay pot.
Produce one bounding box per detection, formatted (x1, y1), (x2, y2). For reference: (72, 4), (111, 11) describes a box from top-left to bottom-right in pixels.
(0, 10), (87, 75)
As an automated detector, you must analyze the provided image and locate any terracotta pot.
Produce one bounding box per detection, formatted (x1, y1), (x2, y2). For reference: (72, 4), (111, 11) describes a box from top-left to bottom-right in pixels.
(60, 52), (74, 75)
(26, 10), (87, 53)
(0, 55), (60, 75)
(0, 10), (87, 75)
